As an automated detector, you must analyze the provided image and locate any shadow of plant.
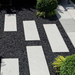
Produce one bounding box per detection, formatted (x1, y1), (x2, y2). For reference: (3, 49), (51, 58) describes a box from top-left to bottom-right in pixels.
(0, 4), (36, 14)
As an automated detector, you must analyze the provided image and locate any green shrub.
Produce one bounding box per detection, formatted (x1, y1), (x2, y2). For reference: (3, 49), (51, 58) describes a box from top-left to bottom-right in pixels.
(36, 11), (46, 17)
(60, 54), (75, 75)
(46, 10), (57, 17)
(52, 55), (65, 73)
(36, 10), (57, 17)
(36, 0), (58, 13)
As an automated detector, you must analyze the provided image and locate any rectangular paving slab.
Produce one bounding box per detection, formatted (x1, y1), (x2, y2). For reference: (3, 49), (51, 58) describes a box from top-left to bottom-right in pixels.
(26, 46), (50, 75)
(59, 19), (75, 32)
(43, 24), (69, 52)
(23, 20), (40, 41)
(56, 5), (65, 11)
(56, 5), (72, 19)
(67, 32), (75, 48)
(56, 9), (72, 19)
(4, 14), (17, 31)
(68, 9), (75, 20)
(1, 58), (19, 75)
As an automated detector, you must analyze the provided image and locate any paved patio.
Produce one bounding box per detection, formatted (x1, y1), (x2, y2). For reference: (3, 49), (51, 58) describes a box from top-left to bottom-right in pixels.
(0, 0), (75, 75)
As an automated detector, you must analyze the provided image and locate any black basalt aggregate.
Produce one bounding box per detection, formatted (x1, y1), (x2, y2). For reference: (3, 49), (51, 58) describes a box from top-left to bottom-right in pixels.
(0, 7), (75, 75)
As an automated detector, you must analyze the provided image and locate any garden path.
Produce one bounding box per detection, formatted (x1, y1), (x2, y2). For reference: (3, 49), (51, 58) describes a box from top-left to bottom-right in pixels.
(0, 0), (75, 75)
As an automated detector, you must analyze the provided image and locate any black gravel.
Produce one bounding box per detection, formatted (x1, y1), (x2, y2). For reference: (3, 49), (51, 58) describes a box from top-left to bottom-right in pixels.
(0, 7), (75, 75)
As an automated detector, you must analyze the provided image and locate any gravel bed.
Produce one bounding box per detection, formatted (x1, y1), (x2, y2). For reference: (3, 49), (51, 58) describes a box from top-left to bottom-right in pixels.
(0, 6), (75, 75)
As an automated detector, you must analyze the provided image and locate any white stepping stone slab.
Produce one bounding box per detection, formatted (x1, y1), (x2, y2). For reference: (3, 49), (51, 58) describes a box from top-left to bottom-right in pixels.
(56, 5), (72, 20)
(4, 14), (17, 31)
(57, 11), (72, 19)
(56, 5), (65, 11)
(43, 24), (69, 52)
(67, 32), (75, 48)
(23, 20), (40, 41)
(26, 46), (50, 75)
(1, 58), (19, 75)
(68, 9), (75, 20)
(59, 19), (75, 32)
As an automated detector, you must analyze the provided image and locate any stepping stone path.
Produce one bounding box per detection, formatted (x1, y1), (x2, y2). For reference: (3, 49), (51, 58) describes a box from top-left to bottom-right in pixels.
(1, 14), (69, 75)
(68, 9), (75, 20)
(1, 1), (75, 75)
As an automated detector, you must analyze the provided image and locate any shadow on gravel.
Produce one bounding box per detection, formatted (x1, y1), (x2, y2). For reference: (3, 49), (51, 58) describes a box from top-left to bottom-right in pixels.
(42, 15), (58, 21)
(0, 56), (3, 74)
(0, 5), (58, 21)
(0, 4), (36, 14)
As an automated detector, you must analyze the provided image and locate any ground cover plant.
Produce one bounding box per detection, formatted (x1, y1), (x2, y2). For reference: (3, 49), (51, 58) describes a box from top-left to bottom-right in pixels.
(52, 54), (75, 75)
(52, 55), (65, 73)
(60, 54), (75, 75)
(36, 0), (58, 17)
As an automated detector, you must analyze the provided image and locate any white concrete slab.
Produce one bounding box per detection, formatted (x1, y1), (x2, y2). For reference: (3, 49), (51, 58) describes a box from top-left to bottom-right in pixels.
(4, 14), (17, 31)
(56, 1), (75, 19)
(68, 9), (75, 20)
(26, 46), (50, 75)
(43, 24), (69, 52)
(56, 5), (65, 12)
(23, 20), (40, 41)
(57, 11), (72, 19)
(1, 58), (19, 75)
(59, 19), (75, 32)
(67, 32), (75, 47)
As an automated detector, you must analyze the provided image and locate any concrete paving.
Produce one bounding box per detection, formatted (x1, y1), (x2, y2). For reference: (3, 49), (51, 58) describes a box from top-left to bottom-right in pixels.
(59, 19), (75, 32)
(68, 9), (75, 20)
(26, 46), (50, 75)
(4, 14), (17, 31)
(23, 20), (40, 41)
(43, 24), (69, 52)
(57, 10), (72, 19)
(0, 1), (75, 75)
(1, 58), (19, 75)
(56, 0), (75, 48)
(67, 32), (75, 47)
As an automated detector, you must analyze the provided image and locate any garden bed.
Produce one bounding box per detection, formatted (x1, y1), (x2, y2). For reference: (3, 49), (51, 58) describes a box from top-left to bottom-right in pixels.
(0, 6), (71, 75)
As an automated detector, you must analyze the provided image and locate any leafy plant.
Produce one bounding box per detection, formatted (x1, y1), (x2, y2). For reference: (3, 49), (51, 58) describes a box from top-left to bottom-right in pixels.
(60, 54), (75, 75)
(52, 55), (65, 73)
(36, 0), (58, 13)
(36, 10), (57, 18)
(36, 11), (45, 17)
(46, 10), (57, 17)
